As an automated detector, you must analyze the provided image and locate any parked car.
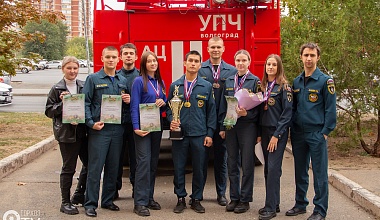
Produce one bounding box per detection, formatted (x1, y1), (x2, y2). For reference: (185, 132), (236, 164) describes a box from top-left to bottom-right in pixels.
(17, 65), (32, 74)
(78, 60), (88, 68)
(0, 82), (12, 104)
(31, 60), (45, 70)
(45, 60), (63, 69)
(38, 60), (48, 69)
(0, 73), (11, 85)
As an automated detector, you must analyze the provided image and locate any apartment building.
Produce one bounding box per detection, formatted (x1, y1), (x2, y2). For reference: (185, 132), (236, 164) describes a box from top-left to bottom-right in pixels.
(33, 0), (92, 39)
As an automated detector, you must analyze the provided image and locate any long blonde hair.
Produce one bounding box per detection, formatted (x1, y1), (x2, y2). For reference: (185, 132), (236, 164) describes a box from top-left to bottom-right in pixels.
(261, 54), (287, 92)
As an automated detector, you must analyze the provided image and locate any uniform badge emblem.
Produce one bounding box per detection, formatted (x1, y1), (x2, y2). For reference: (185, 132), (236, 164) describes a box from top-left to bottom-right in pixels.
(198, 100), (204, 108)
(268, 97), (275, 106)
(256, 81), (262, 93)
(287, 92), (292, 102)
(327, 79), (335, 95)
(309, 93), (318, 102)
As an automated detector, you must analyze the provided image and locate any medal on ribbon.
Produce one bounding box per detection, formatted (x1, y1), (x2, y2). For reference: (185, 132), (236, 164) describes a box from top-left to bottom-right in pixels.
(234, 71), (249, 93)
(263, 79), (276, 110)
(184, 78), (197, 108)
(212, 63), (221, 89)
(148, 78), (160, 99)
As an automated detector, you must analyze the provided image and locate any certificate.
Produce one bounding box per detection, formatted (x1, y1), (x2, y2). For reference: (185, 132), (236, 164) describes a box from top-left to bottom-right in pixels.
(223, 96), (238, 129)
(62, 94), (85, 124)
(139, 103), (161, 132)
(100, 95), (122, 124)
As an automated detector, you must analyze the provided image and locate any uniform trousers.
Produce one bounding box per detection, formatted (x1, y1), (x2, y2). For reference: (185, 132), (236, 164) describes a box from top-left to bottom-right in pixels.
(172, 135), (208, 200)
(261, 126), (288, 212)
(133, 131), (162, 206)
(85, 124), (124, 209)
(204, 125), (227, 197)
(226, 122), (257, 202)
(290, 130), (328, 217)
(117, 122), (136, 191)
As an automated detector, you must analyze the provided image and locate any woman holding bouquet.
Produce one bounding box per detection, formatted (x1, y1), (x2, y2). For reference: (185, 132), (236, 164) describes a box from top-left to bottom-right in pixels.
(257, 54), (292, 220)
(219, 49), (261, 214)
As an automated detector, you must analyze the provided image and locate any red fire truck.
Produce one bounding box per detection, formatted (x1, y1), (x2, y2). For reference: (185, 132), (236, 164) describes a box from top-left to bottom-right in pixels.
(93, 0), (281, 88)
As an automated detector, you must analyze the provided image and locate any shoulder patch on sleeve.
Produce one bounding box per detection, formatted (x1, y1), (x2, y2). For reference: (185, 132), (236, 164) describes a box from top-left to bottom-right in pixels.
(327, 79), (335, 95)
(256, 80), (262, 93)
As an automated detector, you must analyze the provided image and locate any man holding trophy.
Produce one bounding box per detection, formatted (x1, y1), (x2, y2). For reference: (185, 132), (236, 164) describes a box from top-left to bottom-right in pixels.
(167, 50), (216, 214)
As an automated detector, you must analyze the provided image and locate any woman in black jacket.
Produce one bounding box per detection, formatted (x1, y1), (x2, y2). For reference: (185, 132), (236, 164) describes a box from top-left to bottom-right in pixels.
(45, 56), (88, 215)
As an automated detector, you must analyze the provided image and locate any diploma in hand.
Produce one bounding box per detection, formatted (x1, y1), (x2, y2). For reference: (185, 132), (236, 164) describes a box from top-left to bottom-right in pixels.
(168, 85), (184, 140)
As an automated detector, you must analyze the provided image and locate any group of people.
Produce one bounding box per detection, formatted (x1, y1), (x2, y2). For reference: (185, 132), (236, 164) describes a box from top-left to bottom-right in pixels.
(45, 37), (336, 220)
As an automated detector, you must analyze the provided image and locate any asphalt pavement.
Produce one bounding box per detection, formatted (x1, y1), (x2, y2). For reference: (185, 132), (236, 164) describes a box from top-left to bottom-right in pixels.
(1, 69), (380, 219)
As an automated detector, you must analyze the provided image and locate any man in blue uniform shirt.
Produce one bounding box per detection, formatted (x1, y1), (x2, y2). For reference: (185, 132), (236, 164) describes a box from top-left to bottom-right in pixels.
(286, 43), (336, 220)
(198, 37), (236, 206)
(115, 43), (140, 199)
(83, 46), (129, 217)
(167, 50), (216, 214)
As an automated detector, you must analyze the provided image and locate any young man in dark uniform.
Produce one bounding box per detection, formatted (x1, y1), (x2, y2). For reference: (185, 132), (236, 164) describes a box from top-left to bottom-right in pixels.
(167, 50), (216, 214)
(83, 46), (129, 217)
(115, 43), (140, 199)
(286, 43), (336, 220)
(198, 37), (236, 206)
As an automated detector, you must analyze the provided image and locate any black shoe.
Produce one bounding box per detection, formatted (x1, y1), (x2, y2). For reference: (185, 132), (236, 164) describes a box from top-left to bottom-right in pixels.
(234, 202), (250, 214)
(101, 203), (120, 211)
(71, 193), (85, 206)
(60, 203), (79, 215)
(134, 205), (150, 216)
(217, 195), (227, 206)
(226, 200), (239, 212)
(148, 199), (161, 210)
(85, 208), (97, 217)
(190, 199), (205, 213)
(258, 205), (280, 214)
(173, 197), (187, 213)
(113, 191), (119, 200)
(307, 212), (325, 220)
(259, 211), (277, 220)
(285, 207), (306, 216)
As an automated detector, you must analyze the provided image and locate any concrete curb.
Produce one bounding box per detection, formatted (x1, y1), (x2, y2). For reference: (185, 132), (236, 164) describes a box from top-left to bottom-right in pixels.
(0, 135), (57, 180)
(329, 169), (380, 218)
(285, 143), (380, 218)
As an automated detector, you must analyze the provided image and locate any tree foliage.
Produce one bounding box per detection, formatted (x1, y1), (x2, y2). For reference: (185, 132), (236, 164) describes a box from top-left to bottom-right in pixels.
(281, 0), (380, 156)
(23, 20), (68, 60)
(0, 0), (62, 75)
(66, 37), (93, 60)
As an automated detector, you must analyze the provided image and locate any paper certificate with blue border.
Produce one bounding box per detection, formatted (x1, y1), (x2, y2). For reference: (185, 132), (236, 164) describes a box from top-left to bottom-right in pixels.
(100, 94), (122, 124)
(139, 103), (161, 132)
(62, 94), (85, 124)
(223, 96), (238, 129)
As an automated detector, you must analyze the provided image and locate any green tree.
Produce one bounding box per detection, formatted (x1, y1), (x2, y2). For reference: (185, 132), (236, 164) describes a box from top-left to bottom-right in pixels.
(281, 0), (380, 156)
(0, 1), (62, 75)
(66, 37), (93, 60)
(23, 20), (68, 60)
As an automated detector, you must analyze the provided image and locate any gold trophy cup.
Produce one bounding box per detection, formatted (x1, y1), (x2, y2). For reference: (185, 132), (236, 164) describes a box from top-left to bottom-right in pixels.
(168, 85), (184, 140)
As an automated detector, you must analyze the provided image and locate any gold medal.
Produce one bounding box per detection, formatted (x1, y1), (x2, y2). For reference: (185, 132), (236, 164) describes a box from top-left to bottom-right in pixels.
(213, 83), (220, 89)
(184, 101), (191, 108)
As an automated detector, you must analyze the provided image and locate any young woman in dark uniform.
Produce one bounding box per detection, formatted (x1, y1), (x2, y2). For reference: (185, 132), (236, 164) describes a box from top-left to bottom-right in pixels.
(219, 49), (261, 214)
(258, 54), (292, 220)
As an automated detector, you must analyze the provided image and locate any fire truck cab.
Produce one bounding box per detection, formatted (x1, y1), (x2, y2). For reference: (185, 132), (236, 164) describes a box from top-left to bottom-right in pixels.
(93, 0), (281, 84)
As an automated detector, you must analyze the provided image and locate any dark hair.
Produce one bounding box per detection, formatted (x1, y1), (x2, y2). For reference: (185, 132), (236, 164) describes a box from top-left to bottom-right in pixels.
(261, 54), (287, 92)
(140, 51), (164, 92)
(102, 46), (118, 55)
(300, 43), (321, 56)
(120, 43), (137, 55)
(185, 50), (202, 61)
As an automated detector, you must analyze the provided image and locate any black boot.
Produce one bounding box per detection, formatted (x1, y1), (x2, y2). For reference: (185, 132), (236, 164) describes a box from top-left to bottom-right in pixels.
(71, 166), (87, 205)
(61, 188), (79, 215)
